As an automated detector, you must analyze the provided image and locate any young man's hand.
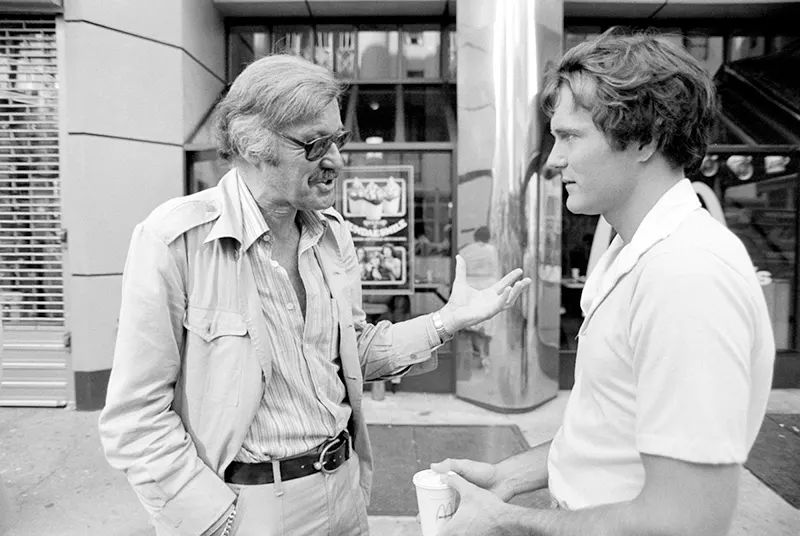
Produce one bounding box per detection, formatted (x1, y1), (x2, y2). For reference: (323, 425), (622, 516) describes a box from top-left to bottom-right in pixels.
(437, 472), (511, 536)
(431, 458), (515, 502)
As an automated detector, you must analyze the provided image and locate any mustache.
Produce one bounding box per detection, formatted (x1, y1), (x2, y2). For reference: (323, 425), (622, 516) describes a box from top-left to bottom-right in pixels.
(310, 168), (339, 183)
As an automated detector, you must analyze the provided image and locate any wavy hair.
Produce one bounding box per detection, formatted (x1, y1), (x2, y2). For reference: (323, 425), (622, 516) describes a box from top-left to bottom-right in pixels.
(213, 54), (344, 166)
(542, 27), (717, 171)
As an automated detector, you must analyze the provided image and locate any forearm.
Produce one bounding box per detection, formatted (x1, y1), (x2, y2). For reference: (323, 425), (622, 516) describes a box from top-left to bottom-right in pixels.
(495, 440), (551, 498)
(358, 314), (441, 380)
(499, 493), (723, 536)
(501, 501), (641, 536)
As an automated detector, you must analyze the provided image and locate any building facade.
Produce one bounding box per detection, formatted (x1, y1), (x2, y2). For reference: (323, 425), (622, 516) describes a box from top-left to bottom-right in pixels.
(0, 0), (797, 410)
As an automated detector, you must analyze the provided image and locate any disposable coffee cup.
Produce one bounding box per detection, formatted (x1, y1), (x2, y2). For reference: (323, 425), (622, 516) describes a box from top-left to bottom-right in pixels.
(413, 469), (457, 536)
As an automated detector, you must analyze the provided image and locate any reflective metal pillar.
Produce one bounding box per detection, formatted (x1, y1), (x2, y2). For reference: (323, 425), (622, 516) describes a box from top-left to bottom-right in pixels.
(455, 0), (563, 412)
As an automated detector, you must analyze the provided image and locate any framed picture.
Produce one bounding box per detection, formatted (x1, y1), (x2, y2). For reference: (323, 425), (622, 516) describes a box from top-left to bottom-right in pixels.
(338, 165), (415, 294)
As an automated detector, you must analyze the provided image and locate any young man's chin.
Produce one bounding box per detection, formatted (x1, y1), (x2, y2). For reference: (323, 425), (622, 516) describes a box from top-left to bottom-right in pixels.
(565, 196), (590, 215)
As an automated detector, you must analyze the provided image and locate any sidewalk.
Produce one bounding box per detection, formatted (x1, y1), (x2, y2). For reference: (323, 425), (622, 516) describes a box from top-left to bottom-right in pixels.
(0, 390), (798, 536)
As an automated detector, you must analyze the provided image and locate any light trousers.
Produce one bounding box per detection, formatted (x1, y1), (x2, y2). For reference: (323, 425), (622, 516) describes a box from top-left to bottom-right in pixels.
(227, 453), (370, 536)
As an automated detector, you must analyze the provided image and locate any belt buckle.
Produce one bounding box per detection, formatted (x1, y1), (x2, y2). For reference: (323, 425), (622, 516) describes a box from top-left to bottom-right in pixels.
(313, 433), (346, 475)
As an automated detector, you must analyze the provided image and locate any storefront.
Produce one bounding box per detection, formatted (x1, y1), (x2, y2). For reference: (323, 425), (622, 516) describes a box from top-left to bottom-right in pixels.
(2, 0), (798, 410)
(188, 2), (800, 405)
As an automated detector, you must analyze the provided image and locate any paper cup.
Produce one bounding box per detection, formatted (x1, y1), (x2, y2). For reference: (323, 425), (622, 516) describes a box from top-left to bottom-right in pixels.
(413, 469), (457, 536)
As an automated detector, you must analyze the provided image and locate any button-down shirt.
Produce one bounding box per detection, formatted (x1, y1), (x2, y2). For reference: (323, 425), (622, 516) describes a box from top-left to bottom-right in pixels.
(235, 176), (351, 461)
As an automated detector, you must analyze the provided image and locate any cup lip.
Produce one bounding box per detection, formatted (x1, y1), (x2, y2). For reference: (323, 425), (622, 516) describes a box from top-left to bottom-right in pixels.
(413, 469), (451, 490)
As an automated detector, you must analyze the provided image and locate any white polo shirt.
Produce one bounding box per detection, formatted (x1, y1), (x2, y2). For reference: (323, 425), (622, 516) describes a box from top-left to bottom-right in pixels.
(548, 179), (775, 510)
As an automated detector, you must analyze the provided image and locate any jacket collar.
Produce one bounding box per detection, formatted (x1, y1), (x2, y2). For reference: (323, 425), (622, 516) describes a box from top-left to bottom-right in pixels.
(204, 168), (244, 246)
(580, 178), (702, 321)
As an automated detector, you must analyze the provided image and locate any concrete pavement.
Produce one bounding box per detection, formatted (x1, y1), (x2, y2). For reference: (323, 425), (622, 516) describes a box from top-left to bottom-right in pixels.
(1, 390), (798, 535)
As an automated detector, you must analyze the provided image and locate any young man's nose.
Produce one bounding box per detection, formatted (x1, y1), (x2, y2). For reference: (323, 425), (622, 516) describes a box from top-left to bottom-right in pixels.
(546, 149), (567, 171)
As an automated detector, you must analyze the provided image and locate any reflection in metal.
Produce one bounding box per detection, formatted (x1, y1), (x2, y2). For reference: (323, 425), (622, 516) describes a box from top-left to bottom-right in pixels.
(455, 0), (563, 411)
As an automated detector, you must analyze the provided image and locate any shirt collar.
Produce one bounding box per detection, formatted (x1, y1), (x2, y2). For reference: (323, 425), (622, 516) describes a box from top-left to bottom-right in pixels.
(237, 172), (269, 250)
(236, 170), (329, 251)
(580, 178), (701, 317)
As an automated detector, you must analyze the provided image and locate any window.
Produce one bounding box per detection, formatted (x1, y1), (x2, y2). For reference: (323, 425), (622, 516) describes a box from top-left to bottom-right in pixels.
(354, 87), (396, 142)
(227, 24), (453, 83)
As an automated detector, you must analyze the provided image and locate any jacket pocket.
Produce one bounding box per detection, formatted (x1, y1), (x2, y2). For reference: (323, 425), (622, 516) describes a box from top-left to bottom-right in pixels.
(184, 307), (248, 342)
(182, 306), (248, 406)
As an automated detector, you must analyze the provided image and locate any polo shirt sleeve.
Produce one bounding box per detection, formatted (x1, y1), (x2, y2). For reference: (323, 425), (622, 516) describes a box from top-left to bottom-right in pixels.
(629, 249), (756, 464)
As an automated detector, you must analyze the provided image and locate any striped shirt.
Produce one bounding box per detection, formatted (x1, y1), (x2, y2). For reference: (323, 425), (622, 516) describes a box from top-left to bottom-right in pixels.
(234, 175), (351, 462)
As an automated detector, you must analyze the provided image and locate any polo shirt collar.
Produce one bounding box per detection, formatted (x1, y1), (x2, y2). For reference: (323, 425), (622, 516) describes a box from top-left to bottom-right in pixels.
(580, 178), (702, 319)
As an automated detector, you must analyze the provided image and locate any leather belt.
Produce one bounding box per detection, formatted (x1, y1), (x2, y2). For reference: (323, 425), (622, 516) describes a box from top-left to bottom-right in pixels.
(224, 429), (351, 486)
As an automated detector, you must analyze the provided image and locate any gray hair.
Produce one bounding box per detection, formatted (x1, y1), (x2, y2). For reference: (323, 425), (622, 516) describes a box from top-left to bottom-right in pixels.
(213, 54), (344, 166)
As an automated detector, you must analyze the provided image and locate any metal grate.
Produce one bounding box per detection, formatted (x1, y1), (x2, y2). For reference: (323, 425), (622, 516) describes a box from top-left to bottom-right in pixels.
(0, 16), (62, 327)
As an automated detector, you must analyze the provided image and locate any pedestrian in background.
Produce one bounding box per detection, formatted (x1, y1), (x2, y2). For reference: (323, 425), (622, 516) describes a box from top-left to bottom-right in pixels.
(98, 54), (530, 536)
(432, 27), (775, 536)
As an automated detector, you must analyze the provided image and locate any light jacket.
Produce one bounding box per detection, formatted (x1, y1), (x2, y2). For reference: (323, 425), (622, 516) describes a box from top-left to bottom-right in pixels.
(98, 170), (439, 535)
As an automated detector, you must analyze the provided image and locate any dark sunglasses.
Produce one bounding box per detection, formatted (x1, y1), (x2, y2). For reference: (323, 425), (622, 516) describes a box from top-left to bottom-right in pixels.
(279, 130), (353, 161)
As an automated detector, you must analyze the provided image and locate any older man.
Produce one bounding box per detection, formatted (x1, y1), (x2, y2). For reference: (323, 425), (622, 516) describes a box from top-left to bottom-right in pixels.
(432, 28), (775, 536)
(98, 54), (530, 536)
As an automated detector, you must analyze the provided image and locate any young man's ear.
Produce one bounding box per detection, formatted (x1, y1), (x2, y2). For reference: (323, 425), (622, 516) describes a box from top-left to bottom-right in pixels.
(636, 137), (658, 163)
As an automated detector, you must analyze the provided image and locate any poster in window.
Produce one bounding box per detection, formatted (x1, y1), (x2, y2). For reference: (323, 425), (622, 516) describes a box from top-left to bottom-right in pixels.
(338, 165), (414, 294)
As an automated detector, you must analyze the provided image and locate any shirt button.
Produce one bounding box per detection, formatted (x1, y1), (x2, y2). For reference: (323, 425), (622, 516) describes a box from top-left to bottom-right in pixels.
(287, 303), (294, 310)
(271, 260), (279, 268)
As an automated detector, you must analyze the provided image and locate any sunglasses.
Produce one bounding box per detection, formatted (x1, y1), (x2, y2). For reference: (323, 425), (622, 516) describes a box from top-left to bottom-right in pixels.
(279, 130), (353, 161)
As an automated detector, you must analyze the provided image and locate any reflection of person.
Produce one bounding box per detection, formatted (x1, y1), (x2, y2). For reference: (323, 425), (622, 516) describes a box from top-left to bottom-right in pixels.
(381, 245), (403, 280)
(98, 54), (531, 536)
(433, 28), (775, 536)
(458, 227), (501, 368)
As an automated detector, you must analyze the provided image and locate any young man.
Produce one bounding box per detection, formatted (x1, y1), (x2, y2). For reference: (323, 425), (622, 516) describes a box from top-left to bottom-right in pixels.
(432, 28), (775, 536)
(98, 54), (530, 536)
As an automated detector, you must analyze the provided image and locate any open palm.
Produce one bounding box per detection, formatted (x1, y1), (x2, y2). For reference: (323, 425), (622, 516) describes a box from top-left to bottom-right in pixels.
(439, 255), (532, 333)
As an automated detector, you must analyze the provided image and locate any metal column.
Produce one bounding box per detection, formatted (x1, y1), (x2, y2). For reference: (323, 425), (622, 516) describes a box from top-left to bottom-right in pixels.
(455, 0), (563, 412)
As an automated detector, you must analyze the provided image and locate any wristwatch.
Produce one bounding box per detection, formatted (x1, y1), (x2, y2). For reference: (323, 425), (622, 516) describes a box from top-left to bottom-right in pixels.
(432, 311), (454, 343)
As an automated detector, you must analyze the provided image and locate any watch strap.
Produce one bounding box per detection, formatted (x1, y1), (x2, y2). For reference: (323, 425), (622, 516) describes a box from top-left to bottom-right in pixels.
(432, 311), (454, 342)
